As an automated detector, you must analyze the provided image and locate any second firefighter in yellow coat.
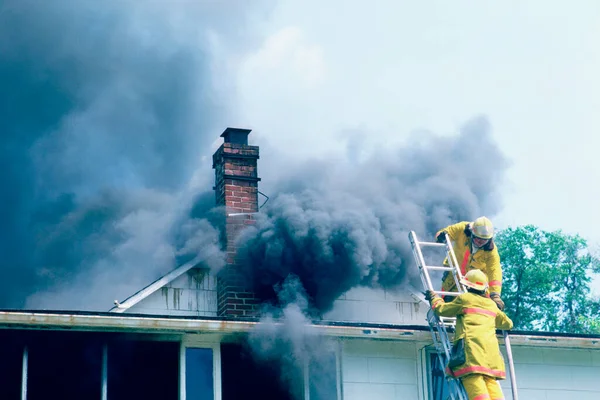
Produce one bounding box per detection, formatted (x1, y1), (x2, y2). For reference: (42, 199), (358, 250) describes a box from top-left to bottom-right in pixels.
(426, 269), (513, 400)
(436, 216), (505, 311)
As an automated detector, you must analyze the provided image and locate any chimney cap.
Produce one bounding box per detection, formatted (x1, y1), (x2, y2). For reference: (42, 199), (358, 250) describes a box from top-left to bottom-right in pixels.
(221, 127), (252, 145)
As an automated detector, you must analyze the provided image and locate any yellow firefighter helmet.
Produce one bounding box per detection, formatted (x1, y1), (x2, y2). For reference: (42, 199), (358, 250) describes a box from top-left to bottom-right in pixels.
(460, 269), (488, 291)
(471, 216), (494, 240)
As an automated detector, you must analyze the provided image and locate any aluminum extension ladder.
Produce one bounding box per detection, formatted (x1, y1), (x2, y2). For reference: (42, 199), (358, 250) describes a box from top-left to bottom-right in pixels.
(408, 230), (519, 400)
(409, 230), (469, 400)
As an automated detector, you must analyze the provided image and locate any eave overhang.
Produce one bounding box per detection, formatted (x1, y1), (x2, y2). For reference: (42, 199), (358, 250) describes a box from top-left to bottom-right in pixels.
(0, 310), (598, 349)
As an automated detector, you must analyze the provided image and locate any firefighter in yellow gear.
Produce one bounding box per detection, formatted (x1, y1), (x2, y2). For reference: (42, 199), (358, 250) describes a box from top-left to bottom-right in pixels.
(436, 216), (505, 311)
(425, 269), (513, 400)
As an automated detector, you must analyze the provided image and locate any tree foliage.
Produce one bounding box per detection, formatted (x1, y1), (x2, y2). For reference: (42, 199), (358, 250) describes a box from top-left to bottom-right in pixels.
(495, 225), (600, 334)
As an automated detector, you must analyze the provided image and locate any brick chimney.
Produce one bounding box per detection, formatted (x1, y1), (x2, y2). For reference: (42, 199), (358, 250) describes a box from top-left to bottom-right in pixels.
(212, 128), (261, 318)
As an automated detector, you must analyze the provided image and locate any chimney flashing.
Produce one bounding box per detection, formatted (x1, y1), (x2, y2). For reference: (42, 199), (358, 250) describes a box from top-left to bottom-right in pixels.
(221, 127), (252, 145)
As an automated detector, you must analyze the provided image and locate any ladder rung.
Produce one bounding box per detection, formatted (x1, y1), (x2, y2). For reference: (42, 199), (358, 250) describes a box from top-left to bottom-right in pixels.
(417, 241), (446, 248)
(434, 291), (462, 297)
(423, 265), (454, 271)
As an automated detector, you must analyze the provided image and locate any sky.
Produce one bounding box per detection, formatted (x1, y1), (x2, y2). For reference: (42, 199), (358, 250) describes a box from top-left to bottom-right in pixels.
(228, 0), (600, 293)
(231, 0), (600, 247)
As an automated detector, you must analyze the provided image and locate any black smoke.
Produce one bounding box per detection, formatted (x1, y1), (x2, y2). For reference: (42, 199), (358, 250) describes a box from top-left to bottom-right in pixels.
(236, 116), (510, 315)
(237, 117), (509, 397)
(0, 0), (272, 309)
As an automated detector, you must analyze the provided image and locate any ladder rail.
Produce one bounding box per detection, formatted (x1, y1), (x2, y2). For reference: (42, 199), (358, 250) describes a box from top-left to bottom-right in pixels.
(409, 231), (435, 291)
(409, 230), (468, 400)
(503, 331), (519, 400)
(440, 232), (467, 296)
(426, 309), (467, 400)
(435, 235), (468, 400)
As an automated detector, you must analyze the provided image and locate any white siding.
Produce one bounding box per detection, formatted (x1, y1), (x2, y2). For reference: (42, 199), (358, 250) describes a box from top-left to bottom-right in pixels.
(324, 287), (429, 326)
(341, 338), (422, 400)
(499, 346), (600, 400)
(126, 268), (218, 316)
(338, 338), (600, 400)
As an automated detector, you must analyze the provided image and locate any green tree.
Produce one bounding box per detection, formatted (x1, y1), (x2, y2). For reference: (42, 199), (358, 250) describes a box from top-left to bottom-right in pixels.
(495, 225), (600, 334)
(577, 298), (600, 333)
(494, 225), (555, 331)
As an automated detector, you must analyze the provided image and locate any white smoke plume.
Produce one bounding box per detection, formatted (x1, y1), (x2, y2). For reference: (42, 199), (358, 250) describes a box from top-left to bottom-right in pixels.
(247, 275), (339, 400)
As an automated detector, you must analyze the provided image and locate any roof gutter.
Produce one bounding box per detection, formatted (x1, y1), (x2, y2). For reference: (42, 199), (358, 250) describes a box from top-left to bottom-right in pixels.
(0, 311), (430, 341)
(0, 311), (599, 349)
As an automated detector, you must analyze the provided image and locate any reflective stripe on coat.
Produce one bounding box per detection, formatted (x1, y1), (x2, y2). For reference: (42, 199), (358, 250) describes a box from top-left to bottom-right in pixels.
(430, 292), (513, 380)
(437, 221), (503, 296)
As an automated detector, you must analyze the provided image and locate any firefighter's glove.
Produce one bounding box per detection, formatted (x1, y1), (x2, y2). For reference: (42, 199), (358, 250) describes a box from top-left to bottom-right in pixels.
(441, 271), (449, 281)
(424, 290), (436, 301)
(490, 293), (505, 311)
(436, 232), (447, 243)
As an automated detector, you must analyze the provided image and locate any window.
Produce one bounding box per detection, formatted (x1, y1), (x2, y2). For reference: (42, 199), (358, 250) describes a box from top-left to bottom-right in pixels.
(221, 342), (297, 400)
(422, 345), (472, 400)
(0, 330), (25, 399)
(181, 339), (220, 400)
(0, 329), (185, 400)
(307, 349), (340, 400)
(107, 339), (180, 400)
(29, 332), (103, 400)
(220, 341), (341, 400)
(185, 347), (214, 399)
(427, 351), (451, 400)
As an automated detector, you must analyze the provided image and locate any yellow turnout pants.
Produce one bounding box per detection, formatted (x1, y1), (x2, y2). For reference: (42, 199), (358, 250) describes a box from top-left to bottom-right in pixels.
(460, 374), (504, 400)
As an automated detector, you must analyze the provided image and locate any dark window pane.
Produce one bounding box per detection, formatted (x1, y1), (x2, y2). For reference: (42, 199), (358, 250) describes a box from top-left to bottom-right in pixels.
(430, 353), (451, 400)
(186, 347), (214, 399)
(221, 342), (299, 400)
(107, 339), (179, 400)
(309, 351), (337, 400)
(26, 331), (103, 400)
(0, 330), (24, 400)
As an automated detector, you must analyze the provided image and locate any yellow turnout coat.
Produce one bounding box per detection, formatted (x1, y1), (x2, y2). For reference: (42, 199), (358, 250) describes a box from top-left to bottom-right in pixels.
(437, 221), (503, 296)
(430, 292), (513, 379)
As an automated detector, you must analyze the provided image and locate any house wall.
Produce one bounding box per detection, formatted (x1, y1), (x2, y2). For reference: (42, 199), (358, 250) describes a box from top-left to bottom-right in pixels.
(126, 270), (431, 324)
(120, 282), (600, 399)
(126, 268), (218, 316)
(337, 337), (600, 400)
(499, 345), (600, 400)
(323, 287), (429, 326)
(341, 338), (426, 400)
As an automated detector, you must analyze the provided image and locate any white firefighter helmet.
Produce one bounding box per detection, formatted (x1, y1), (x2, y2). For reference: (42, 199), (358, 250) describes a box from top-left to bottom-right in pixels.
(471, 216), (494, 240)
(460, 269), (489, 291)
